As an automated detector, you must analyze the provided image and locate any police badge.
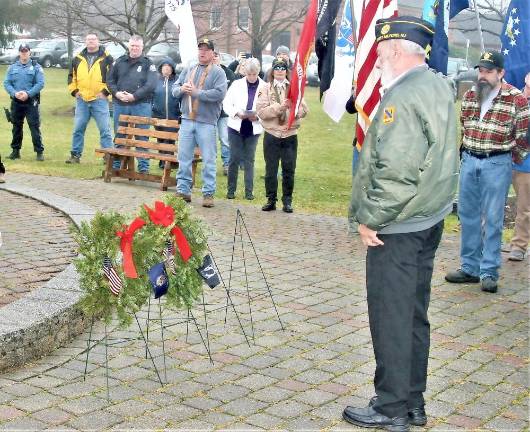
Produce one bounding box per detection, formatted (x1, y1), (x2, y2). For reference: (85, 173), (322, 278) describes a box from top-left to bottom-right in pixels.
(148, 262), (169, 299)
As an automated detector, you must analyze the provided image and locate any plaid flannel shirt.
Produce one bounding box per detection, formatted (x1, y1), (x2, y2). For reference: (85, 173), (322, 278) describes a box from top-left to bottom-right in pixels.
(461, 82), (530, 163)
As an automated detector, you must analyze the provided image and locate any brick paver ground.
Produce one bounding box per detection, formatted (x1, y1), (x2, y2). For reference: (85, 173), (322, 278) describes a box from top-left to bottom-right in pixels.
(0, 173), (528, 431)
(0, 191), (77, 306)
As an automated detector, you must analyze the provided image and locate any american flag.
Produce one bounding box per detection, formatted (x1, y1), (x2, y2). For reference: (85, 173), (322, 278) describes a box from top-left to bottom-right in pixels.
(353, 0), (397, 148)
(163, 240), (176, 275)
(103, 256), (122, 296)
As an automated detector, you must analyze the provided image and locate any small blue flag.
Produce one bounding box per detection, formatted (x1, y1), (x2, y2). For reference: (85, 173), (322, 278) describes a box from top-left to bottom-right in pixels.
(500, 0), (530, 90)
(197, 255), (220, 289)
(148, 262), (169, 299)
(428, 0), (449, 75)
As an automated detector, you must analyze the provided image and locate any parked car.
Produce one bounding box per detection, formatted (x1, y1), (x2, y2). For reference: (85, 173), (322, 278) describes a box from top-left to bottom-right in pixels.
(219, 52), (235, 67)
(59, 43), (84, 68)
(147, 42), (180, 67)
(447, 56), (469, 78)
(105, 42), (127, 60)
(306, 53), (319, 87)
(0, 39), (43, 64)
(31, 39), (68, 68)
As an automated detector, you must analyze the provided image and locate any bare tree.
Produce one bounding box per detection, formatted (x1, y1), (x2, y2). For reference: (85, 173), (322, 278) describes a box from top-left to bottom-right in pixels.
(455, 0), (508, 37)
(241, 0), (308, 61)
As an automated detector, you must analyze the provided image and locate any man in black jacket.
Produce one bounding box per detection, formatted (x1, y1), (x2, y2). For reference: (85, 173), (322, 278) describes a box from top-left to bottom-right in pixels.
(107, 35), (157, 173)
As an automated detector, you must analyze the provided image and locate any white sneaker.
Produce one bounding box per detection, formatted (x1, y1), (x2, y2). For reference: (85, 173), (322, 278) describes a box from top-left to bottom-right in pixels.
(508, 250), (526, 261)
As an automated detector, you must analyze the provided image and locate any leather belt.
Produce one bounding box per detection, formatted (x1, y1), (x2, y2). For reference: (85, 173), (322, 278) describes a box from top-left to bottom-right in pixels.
(463, 149), (511, 159)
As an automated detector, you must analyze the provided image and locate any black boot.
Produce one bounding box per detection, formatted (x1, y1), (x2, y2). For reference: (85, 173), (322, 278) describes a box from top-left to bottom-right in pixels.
(282, 197), (293, 213)
(261, 200), (276, 211)
(8, 150), (20, 160)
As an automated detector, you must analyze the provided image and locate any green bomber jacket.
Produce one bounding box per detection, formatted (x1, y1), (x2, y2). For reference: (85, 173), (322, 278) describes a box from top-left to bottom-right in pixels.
(349, 66), (459, 233)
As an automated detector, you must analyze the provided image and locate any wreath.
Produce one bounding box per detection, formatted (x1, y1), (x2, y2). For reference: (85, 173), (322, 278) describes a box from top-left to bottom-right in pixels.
(72, 194), (209, 327)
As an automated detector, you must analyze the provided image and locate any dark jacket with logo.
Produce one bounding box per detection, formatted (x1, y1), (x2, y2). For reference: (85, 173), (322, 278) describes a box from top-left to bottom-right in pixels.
(107, 55), (157, 105)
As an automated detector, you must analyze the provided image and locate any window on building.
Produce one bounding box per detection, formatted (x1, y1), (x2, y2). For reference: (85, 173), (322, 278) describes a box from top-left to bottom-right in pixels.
(238, 6), (250, 31)
(210, 6), (222, 30)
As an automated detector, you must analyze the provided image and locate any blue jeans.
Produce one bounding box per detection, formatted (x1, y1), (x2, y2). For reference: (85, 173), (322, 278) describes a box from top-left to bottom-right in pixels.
(177, 119), (217, 196)
(71, 98), (112, 157)
(217, 116), (230, 167)
(112, 102), (151, 172)
(458, 151), (512, 281)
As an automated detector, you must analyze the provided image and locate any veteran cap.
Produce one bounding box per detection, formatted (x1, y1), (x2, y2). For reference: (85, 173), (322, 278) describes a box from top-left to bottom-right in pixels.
(475, 51), (504, 70)
(375, 16), (435, 50)
(197, 38), (214, 50)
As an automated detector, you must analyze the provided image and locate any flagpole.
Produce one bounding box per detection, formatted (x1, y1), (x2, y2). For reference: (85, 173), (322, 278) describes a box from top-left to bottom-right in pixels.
(472, 0), (485, 52)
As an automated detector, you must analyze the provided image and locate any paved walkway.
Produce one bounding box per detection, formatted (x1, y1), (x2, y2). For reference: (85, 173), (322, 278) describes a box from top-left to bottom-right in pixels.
(0, 173), (528, 431)
(0, 192), (77, 306)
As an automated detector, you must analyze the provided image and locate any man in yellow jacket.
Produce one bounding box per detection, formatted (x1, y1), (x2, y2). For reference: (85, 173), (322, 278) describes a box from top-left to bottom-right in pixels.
(66, 33), (114, 164)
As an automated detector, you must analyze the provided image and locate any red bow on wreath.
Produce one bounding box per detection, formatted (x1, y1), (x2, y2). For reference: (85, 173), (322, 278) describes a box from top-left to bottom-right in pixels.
(116, 217), (146, 278)
(144, 201), (192, 262)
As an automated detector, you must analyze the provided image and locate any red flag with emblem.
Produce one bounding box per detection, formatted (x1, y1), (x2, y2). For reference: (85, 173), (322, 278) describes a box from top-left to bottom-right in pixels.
(288, 0), (318, 128)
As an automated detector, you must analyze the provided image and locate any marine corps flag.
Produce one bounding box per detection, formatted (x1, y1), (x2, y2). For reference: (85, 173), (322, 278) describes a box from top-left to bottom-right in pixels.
(316, 0), (342, 98)
(288, 0), (318, 128)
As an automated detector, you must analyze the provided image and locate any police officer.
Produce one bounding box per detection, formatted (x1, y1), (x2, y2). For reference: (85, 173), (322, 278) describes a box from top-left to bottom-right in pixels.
(106, 35), (157, 173)
(3, 43), (45, 161)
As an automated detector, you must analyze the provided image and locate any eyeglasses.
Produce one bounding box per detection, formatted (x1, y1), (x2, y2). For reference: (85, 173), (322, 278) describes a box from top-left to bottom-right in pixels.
(273, 66), (287, 71)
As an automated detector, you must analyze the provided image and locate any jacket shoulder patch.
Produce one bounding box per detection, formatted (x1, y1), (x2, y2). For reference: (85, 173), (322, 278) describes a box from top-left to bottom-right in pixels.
(383, 106), (395, 124)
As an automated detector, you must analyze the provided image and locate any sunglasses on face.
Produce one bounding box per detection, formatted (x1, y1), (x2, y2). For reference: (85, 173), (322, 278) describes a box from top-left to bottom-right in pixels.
(20, 49), (29, 53)
(273, 66), (287, 71)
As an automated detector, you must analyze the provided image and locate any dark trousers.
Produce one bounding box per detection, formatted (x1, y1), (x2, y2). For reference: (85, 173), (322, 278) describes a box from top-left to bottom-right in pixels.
(227, 129), (259, 195)
(366, 221), (444, 418)
(263, 132), (297, 203)
(0, 156), (5, 174)
(10, 99), (44, 153)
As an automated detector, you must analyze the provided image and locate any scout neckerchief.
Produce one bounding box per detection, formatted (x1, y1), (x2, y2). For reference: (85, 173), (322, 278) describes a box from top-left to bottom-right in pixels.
(272, 79), (289, 125)
(188, 63), (213, 120)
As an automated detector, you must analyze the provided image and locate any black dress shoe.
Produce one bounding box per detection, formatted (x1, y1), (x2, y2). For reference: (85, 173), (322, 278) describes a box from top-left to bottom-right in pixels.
(408, 407), (427, 426)
(282, 203), (293, 213)
(445, 269), (480, 283)
(369, 396), (426, 426)
(261, 201), (276, 211)
(8, 150), (20, 160)
(342, 406), (409, 432)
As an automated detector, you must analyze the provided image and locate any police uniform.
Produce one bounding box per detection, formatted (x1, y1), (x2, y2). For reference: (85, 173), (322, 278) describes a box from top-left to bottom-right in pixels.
(3, 44), (45, 159)
(343, 17), (458, 431)
(106, 54), (157, 172)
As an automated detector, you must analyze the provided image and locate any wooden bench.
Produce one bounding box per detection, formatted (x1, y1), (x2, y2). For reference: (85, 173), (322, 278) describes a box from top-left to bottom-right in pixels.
(95, 115), (201, 191)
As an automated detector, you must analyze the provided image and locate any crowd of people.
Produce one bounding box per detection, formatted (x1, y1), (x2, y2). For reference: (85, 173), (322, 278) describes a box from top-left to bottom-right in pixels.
(1, 34), (306, 211)
(1, 17), (529, 432)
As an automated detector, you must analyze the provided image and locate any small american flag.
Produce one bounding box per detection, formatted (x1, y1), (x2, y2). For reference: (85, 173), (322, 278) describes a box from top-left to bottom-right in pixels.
(103, 256), (122, 296)
(163, 240), (176, 275)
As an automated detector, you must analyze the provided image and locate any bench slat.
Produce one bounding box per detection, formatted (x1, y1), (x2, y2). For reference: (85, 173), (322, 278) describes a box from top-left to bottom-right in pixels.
(96, 148), (178, 162)
(114, 138), (177, 152)
(119, 115), (180, 128)
(118, 126), (178, 140)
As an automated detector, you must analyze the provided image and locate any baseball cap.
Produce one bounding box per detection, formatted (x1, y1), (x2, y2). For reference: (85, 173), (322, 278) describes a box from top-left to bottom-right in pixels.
(197, 38), (214, 50)
(475, 51), (504, 70)
(18, 43), (31, 52)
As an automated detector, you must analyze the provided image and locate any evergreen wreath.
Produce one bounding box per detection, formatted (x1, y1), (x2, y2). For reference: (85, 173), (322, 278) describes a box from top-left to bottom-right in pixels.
(72, 194), (209, 327)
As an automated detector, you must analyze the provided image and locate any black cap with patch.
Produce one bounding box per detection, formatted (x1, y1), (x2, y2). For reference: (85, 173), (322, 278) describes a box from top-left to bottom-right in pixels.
(375, 16), (434, 50)
(197, 38), (214, 50)
(475, 51), (504, 70)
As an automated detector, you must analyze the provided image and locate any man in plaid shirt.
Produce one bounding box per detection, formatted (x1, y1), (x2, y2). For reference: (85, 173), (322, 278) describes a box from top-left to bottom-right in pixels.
(446, 51), (530, 293)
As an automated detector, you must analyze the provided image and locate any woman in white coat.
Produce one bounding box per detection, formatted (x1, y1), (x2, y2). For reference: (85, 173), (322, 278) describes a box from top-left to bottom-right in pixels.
(222, 58), (266, 200)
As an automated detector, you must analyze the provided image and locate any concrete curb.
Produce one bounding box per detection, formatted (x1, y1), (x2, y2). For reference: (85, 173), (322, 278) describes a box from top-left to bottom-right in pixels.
(0, 183), (94, 371)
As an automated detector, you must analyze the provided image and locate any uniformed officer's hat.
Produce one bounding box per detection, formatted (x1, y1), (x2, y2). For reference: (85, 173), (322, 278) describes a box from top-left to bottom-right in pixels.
(198, 38), (214, 50)
(475, 51), (504, 70)
(18, 43), (31, 52)
(375, 16), (434, 50)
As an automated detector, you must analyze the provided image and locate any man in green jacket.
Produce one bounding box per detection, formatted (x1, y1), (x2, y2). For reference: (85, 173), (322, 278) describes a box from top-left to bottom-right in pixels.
(343, 17), (459, 432)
